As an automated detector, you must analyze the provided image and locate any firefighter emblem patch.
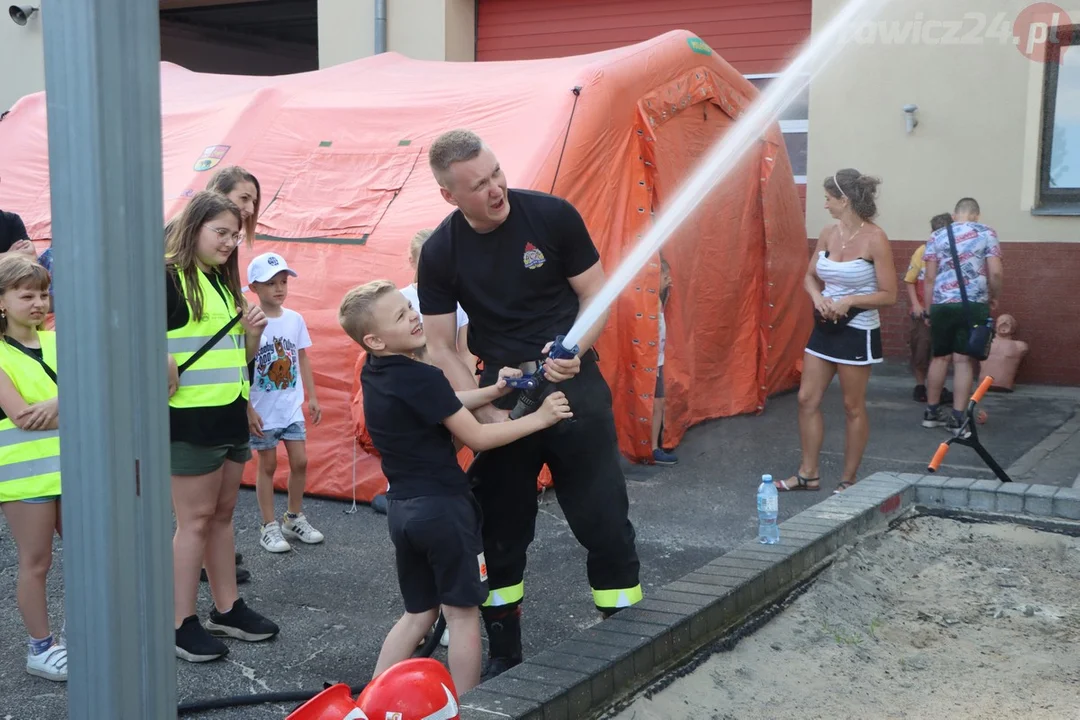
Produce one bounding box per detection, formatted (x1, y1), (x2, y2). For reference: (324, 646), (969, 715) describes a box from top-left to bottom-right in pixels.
(523, 242), (546, 270)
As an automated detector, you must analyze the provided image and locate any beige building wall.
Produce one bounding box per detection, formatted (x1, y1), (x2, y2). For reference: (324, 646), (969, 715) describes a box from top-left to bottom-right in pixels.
(1, 1), (475, 111)
(0, 8), (45, 113)
(318, 0), (475, 67)
(444, 0), (477, 62)
(807, 0), (1078, 242)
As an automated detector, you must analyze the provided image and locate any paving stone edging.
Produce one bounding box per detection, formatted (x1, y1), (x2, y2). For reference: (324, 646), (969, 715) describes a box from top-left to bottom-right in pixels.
(458, 473), (1080, 719)
(911, 475), (1080, 520)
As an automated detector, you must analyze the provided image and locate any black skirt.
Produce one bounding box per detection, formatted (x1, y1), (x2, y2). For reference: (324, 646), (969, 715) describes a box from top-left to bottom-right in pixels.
(805, 324), (883, 366)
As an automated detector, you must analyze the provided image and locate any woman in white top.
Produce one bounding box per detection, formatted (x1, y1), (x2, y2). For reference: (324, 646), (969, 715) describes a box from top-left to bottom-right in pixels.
(778, 169), (897, 495)
(400, 229), (477, 383)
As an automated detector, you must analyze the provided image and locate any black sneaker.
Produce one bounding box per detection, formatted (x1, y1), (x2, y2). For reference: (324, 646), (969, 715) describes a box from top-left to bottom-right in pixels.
(205, 599), (279, 642)
(913, 384), (927, 403)
(480, 656), (520, 682)
(175, 616), (228, 663)
(371, 493), (388, 515)
(200, 566), (250, 584)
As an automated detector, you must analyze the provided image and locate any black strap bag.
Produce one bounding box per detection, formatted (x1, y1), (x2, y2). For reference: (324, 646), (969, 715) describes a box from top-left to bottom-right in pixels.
(944, 223), (995, 361)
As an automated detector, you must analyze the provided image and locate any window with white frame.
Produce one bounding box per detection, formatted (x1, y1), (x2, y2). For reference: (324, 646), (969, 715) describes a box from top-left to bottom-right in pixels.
(744, 74), (808, 185)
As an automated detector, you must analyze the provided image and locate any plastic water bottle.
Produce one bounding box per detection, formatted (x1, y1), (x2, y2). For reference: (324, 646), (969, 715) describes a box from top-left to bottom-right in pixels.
(757, 474), (779, 544)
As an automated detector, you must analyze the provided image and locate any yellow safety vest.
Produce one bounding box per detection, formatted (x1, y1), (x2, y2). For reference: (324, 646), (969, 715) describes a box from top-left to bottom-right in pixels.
(0, 332), (60, 503)
(167, 268), (249, 409)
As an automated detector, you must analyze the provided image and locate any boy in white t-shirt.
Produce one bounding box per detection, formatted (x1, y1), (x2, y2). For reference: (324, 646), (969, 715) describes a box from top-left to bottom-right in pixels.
(246, 252), (324, 553)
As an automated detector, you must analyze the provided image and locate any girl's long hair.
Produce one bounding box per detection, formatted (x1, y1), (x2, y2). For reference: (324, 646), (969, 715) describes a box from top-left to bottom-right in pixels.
(165, 191), (245, 322)
(206, 166), (261, 248)
(0, 254), (50, 336)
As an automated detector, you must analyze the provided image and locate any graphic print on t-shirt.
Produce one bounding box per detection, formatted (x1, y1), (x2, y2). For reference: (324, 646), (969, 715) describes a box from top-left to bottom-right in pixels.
(248, 309), (312, 431)
(254, 336), (298, 391)
(522, 242), (546, 270)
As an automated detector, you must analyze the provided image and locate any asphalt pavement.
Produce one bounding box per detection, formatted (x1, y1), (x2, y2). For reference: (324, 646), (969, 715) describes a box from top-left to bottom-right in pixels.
(1, 360), (1077, 719)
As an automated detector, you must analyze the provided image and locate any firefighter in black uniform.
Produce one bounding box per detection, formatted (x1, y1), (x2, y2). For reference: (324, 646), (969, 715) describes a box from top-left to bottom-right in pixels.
(418, 129), (641, 678)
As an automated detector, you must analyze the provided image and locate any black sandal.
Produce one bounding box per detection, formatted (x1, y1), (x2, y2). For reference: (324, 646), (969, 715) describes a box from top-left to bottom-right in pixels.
(775, 474), (820, 492)
(833, 481), (856, 494)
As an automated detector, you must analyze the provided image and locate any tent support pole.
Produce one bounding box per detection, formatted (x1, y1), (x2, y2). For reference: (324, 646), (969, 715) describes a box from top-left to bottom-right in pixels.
(375, 0), (388, 54)
(42, 0), (177, 717)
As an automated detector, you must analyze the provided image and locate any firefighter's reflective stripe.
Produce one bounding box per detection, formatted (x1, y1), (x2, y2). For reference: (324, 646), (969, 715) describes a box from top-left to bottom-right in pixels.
(482, 581), (524, 608)
(592, 585), (643, 610)
(0, 332), (61, 503)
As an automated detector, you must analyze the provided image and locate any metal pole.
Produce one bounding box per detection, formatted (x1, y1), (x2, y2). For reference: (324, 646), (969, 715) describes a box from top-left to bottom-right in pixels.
(374, 0), (388, 53)
(41, 1), (176, 718)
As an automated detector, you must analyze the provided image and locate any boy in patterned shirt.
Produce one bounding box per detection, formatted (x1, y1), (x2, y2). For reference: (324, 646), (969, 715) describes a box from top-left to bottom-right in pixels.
(922, 198), (1003, 433)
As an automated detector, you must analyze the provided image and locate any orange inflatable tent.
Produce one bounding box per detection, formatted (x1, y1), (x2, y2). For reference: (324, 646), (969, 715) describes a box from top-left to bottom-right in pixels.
(0, 30), (810, 503)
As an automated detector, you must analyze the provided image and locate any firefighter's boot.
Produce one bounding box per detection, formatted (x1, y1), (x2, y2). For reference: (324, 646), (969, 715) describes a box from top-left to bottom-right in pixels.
(480, 606), (522, 681)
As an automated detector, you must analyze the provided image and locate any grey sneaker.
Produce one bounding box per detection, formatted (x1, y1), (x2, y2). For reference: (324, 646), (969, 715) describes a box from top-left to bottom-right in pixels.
(922, 406), (950, 428)
(947, 413), (972, 439)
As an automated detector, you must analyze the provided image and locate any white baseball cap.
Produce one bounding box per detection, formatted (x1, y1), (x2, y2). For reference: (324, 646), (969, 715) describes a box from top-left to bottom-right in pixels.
(247, 252), (298, 285)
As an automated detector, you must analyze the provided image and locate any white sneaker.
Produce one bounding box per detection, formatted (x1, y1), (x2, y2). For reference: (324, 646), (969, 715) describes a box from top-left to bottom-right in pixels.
(27, 642), (67, 682)
(282, 513), (324, 545)
(260, 521), (292, 553)
(439, 627), (449, 648)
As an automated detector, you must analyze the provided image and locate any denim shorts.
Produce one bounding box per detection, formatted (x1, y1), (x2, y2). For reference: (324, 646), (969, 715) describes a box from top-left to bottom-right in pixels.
(22, 494), (60, 505)
(250, 421), (306, 451)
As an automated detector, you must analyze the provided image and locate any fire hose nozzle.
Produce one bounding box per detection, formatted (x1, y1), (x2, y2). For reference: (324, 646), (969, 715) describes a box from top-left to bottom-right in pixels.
(547, 335), (579, 361)
(508, 335), (580, 420)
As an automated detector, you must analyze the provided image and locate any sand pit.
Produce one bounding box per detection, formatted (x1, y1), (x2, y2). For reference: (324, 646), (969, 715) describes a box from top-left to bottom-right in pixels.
(608, 516), (1080, 720)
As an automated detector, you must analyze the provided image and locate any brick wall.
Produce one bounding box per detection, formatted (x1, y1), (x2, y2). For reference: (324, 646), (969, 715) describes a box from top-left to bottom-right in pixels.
(806, 238), (1080, 387)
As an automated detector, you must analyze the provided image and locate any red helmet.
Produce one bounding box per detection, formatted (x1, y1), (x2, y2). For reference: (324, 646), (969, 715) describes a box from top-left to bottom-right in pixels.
(357, 659), (460, 720)
(286, 659), (459, 720)
(286, 683), (366, 720)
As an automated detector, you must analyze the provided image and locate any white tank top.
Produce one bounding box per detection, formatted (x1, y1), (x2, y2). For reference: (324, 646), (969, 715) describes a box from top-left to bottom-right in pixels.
(816, 251), (880, 330)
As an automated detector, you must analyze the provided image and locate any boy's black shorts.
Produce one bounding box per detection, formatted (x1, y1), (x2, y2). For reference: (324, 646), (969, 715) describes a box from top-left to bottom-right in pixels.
(387, 493), (488, 613)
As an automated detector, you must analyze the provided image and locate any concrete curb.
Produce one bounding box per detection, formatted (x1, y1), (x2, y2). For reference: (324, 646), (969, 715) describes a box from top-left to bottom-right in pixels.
(458, 472), (1080, 719)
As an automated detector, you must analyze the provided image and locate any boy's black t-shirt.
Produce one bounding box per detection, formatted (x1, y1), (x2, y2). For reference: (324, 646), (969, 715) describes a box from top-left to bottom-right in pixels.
(165, 267), (248, 447)
(361, 353), (468, 499)
(417, 189), (600, 367)
(0, 211), (30, 253)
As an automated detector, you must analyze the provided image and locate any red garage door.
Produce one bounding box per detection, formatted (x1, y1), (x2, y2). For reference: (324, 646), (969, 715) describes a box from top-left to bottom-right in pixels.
(476, 0), (812, 74)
